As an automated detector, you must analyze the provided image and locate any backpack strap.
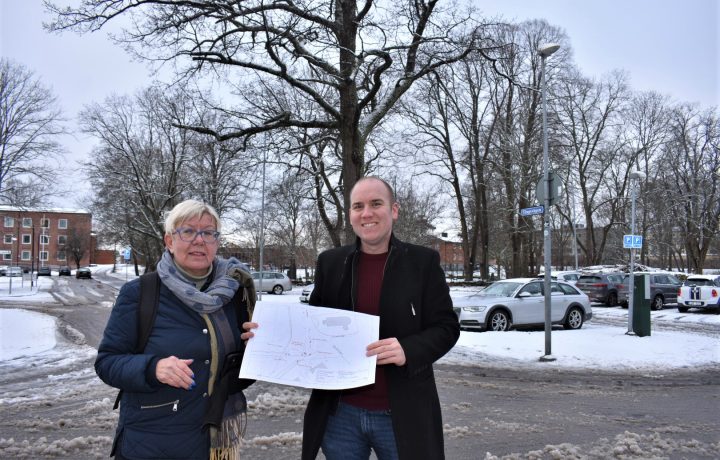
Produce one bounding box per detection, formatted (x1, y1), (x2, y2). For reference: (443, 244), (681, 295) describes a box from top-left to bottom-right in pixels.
(136, 272), (161, 353)
(113, 272), (161, 410)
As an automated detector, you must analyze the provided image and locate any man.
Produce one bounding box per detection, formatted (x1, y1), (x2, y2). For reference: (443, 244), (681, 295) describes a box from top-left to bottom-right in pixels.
(302, 176), (460, 460)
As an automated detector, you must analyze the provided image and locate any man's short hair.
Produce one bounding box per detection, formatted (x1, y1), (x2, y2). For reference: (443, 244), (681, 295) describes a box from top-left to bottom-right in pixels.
(352, 176), (396, 203)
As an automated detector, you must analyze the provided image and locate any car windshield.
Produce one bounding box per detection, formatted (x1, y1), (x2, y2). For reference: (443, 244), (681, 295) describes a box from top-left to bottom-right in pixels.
(481, 282), (523, 297)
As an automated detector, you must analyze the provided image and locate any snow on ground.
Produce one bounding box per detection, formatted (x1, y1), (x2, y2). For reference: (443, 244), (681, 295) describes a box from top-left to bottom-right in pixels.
(0, 265), (718, 371)
(0, 266), (718, 459)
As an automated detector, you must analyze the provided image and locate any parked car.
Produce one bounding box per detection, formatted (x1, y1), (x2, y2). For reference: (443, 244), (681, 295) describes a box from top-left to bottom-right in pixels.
(251, 271), (292, 294)
(0, 265), (7, 276)
(76, 267), (92, 279)
(299, 284), (315, 303)
(677, 274), (720, 313)
(575, 272), (627, 306)
(37, 266), (52, 276)
(58, 266), (72, 276)
(620, 272), (682, 310)
(6, 266), (23, 277)
(538, 270), (581, 285)
(453, 278), (592, 332)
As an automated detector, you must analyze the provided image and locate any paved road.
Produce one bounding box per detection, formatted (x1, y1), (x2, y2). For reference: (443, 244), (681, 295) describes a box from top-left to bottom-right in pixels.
(0, 275), (718, 459)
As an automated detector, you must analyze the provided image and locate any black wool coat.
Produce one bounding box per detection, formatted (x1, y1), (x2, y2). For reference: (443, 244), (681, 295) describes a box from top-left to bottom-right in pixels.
(302, 235), (460, 460)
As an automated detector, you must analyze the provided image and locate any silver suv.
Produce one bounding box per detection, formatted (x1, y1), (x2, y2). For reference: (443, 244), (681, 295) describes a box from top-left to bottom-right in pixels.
(251, 271), (293, 295)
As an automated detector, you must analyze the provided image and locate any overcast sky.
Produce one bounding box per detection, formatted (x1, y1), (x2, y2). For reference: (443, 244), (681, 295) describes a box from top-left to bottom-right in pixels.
(1, 1), (718, 208)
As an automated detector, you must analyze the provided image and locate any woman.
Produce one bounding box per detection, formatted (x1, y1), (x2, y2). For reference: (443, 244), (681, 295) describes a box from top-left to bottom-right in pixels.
(96, 200), (255, 460)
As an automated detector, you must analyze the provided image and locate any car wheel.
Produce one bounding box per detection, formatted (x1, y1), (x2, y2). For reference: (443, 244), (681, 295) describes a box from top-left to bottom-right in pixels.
(563, 307), (584, 330)
(272, 285), (284, 295)
(487, 310), (510, 331)
(677, 306), (689, 313)
(651, 295), (664, 311)
(606, 292), (618, 307)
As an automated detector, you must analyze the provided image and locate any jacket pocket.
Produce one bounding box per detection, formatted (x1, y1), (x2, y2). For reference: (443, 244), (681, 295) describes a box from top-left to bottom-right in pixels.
(140, 399), (179, 412)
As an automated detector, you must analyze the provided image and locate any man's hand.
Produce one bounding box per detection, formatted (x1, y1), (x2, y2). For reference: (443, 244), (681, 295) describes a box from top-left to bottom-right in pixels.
(367, 337), (406, 366)
(156, 356), (195, 390)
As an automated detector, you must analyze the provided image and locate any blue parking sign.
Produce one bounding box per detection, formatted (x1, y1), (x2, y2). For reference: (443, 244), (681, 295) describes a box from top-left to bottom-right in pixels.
(123, 248), (131, 261)
(623, 235), (642, 249)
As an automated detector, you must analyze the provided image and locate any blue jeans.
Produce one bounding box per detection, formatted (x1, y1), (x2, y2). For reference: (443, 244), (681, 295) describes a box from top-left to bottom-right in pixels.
(321, 402), (399, 460)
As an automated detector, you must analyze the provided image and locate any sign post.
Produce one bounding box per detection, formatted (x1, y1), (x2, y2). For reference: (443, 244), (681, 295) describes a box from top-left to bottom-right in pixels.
(123, 248), (131, 281)
(623, 234), (643, 334)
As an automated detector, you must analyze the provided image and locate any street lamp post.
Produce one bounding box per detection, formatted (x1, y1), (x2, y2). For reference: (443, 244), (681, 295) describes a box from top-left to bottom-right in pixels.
(539, 42), (560, 361)
(627, 170), (646, 334)
(9, 236), (17, 294)
(258, 149), (267, 301)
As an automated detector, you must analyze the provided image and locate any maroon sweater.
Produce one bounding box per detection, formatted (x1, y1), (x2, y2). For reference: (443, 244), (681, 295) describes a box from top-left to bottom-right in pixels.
(341, 251), (389, 410)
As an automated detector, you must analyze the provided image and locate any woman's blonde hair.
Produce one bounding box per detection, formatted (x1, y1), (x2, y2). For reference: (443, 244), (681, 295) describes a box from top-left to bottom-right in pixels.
(164, 199), (221, 236)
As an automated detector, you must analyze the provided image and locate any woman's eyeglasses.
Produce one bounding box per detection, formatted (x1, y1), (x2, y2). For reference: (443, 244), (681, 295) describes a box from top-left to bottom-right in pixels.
(173, 227), (220, 243)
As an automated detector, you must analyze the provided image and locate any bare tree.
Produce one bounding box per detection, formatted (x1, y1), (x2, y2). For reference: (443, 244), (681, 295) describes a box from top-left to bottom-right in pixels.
(0, 58), (65, 203)
(64, 227), (90, 269)
(46, 0), (498, 244)
(391, 179), (444, 248)
(266, 173), (307, 279)
(80, 87), (197, 270)
(553, 68), (634, 265)
(658, 104), (720, 273)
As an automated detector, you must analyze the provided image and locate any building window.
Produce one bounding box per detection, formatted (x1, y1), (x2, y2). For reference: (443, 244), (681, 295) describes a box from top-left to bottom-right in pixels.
(4, 217), (14, 227)
(3, 253), (10, 261)
(40, 235), (50, 245)
(58, 219), (68, 229)
(40, 251), (49, 261)
(21, 250), (31, 261)
(57, 252), (66, 261)
(40, 218), (50, 228)
(22, 218), (31, 228)
(4, 234), (13, 244)
(22, 234), (31, 244)
(58, 235), (67, 245)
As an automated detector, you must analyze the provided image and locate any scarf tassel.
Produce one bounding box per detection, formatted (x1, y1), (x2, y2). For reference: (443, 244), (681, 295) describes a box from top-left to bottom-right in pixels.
(210, 412), (246, 460)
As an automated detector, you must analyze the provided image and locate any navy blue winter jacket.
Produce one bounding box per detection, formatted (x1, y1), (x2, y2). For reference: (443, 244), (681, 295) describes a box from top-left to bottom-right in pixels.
(95, 277), (245, 459)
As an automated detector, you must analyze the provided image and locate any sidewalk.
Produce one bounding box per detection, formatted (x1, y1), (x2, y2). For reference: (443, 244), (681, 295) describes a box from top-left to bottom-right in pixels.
(0, 275), (54, 301)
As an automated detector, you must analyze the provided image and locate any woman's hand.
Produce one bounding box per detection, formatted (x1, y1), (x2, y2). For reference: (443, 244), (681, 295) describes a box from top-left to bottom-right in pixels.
(366, 337), (406, 366)
(241, 322), (258, 343)
(156, 356), (195, 390)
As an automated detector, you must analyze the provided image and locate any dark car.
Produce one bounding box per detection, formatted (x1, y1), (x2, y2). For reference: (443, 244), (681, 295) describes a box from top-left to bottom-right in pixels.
(575, 272), (627, 306)
(59, 266), (71, 276)
(37, 266), (51, 276)
(76, 267), (92, 279)
(620, 272), (682, 310)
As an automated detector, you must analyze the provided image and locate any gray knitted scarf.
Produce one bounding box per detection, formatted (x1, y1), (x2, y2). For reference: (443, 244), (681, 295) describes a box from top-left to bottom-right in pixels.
(156, 250), (242, 312)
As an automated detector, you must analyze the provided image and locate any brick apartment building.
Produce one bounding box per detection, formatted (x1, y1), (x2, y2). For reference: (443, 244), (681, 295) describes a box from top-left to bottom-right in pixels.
(0, 206), (93, 270)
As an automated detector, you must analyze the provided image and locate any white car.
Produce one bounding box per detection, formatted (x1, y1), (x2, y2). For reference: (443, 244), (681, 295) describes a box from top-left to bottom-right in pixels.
(453, 278), (592, 332)
(299, 284), (315, 303)
(251, 271), (293, 295)
(677, 274), (720, 313)
(6, 266), (23, 277)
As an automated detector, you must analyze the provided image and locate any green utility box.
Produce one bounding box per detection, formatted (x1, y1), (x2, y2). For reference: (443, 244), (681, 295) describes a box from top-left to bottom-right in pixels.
(632, 273), (651, 336)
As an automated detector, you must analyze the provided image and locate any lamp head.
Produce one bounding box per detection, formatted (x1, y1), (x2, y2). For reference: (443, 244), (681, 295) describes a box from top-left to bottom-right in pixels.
(629, 171), (646, 181)
(538, 43), (561, 57)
